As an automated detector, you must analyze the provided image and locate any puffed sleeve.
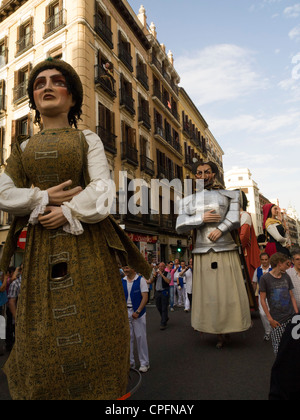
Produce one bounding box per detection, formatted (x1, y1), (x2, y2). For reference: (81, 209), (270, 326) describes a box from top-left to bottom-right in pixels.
(267, 224), (288, 246)
(61, 130), (113, 228)
(0, 140), (49, 217)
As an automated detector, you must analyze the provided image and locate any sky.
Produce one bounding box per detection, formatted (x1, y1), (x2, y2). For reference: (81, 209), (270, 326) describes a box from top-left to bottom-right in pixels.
(129, 0), (300, 216)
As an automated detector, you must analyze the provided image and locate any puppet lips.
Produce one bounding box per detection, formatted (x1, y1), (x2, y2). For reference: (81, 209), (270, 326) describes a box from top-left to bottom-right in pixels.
(43, 94), (55, 100)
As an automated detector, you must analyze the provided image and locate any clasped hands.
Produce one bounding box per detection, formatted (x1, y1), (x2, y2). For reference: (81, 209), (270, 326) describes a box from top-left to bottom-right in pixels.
(203, 210), (222, 242)
(38, 180), (82, 230)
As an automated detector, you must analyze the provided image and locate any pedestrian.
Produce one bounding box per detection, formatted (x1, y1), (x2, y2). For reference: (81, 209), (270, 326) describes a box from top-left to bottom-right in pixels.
(172, 258), (180, 307)
(263, 203), (290, 257)
(260, 252), (298, 355)
(122, 266), (150, 373)
(181, 258), (193, 312)
(239, 190), (261, 281)
(0, 271), (8, 356)
(174, 261), (186, 307)
(176, 161), (252, 349)
(0, 58), (150, 400)
(286, 249), (300, 311)
(165, 261), (175, 312)
(252, 253), (273, 341)
(7, 267), (22, 322)
(150, 262), (171, 330)
(5, 266), (15, 352)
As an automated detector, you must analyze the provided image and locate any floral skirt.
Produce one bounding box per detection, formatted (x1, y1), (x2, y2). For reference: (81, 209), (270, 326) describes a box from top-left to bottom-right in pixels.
(3, 221), (130, 400)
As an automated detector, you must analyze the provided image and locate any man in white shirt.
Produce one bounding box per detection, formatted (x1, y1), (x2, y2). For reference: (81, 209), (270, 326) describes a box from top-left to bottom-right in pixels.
(122, 266), (150, 373)
(287, 250), (300, 311)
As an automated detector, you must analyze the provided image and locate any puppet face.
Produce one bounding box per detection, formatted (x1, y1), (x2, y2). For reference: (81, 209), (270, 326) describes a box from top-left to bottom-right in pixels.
(33, 69), (75, 119)
(195, 164), (216, 188)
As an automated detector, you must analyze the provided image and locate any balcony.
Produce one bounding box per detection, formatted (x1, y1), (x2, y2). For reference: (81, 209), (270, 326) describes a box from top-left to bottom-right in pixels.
(94, 14), (113, 49)
(151, 55), (162, 74)
(95, 65), (116, 98)
(0, 50), (7, 68)
(13, 82), (28, 104)
(16, 31), (34, 56)
(140, 154), (154, 176)
(0, 94), (6, 113)
(118, 43), (133, 72)
(157, 164), (175, 182)
(96, 126), (117, 155)
(0, 148), (7, 165)
(136, 65), (149, 90)
(121, 142), (138, 166)
(120, 88), (135, 115)
(44, 9), (66, 38)
(138, 107), (151, 130)
(184, 154), (194, 169)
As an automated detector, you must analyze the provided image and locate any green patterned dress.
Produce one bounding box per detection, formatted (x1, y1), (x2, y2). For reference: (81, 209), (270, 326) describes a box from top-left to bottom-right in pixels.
(2, 128), (150, 400)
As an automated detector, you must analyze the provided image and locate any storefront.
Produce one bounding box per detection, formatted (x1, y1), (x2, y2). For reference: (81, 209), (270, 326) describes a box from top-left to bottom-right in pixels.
(127, 232), (159, 263)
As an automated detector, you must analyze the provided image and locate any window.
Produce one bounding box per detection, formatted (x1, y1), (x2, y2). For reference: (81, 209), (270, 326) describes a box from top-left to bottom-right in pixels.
(138, 94), (150, 129)
(118, 31), (133, 72)
(47, 46), (63, 60)
(95, 2), (113, 49)
(16, 19), (34, 55)
(120, 74), (135, 115)
(0, 126), (5, 165)
(45, 0), (66, 36)
(136, 55), (148, 90)
(0, 37), (8, 68)
(121, 121), (138, 165)
(13, 64), (31, 103)
(95, 50), (115, 97)
(11, 115), (32, 146)
(0, 80), (6, 112)
(97, 103), (116, 154)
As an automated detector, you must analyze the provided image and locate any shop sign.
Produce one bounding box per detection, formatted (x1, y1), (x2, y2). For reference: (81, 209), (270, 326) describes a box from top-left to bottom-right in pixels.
(127, 233), (158, 244)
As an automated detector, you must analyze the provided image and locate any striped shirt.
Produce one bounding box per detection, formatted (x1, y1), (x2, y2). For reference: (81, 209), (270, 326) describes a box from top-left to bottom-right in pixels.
(8, 276), (22, 299)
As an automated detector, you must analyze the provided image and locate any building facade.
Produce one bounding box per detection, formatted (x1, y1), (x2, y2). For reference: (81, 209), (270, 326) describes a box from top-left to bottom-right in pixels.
(225, 167), (262, 235)
(0, 0), (224, 264)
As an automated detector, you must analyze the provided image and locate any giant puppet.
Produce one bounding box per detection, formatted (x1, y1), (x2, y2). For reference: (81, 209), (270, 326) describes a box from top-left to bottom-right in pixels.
(176, 161), (252, 348)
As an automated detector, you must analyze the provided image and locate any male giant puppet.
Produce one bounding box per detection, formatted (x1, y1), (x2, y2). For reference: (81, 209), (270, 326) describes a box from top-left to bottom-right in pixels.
(176, 161), (251, 348)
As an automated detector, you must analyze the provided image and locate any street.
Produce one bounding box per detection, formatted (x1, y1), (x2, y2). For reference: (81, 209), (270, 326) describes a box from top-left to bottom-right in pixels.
(0, 306), (275, 401)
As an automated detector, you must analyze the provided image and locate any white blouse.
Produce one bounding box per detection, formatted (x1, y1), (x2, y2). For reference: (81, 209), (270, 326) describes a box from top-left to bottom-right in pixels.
(0, 129), (112, 235)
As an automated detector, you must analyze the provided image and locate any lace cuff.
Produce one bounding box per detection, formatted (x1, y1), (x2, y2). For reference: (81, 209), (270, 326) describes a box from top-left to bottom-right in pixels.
(28, 191), (49, 225)
(61, 205), (84, 236)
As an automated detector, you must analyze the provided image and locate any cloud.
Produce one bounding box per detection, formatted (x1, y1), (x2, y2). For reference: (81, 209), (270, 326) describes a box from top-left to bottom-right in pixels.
(284, 4), (300, 18)
(176, 44), (268, 106)
(289, 25), (300, 41)
(207, 110), (300, 137)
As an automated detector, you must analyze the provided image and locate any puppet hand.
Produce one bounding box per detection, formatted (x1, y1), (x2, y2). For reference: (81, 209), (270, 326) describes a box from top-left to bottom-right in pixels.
(203, 210), (221, 223)
(208, 229), (222, 242)
(38, 206), (68, 230)
(47, 180), (82, 205)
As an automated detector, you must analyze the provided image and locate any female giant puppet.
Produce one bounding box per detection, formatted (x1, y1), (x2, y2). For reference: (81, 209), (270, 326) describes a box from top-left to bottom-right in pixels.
(176, 161), (252, 349)
(0, 59), (150, 400)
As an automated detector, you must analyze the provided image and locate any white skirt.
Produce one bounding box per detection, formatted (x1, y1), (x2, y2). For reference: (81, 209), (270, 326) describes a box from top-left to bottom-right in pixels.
(192, 251), (251, 334)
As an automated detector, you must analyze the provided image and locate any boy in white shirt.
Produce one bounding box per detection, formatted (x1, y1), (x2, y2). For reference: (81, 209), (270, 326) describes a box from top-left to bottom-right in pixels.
(122, 266), (150, 373)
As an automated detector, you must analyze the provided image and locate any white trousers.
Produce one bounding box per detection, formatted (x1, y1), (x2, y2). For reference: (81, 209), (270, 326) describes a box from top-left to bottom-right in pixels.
(176, 284), (185, 306)
(258, 295), (271, 336)
(184, 285), (190, 311)
(127, 308), (149, 368)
